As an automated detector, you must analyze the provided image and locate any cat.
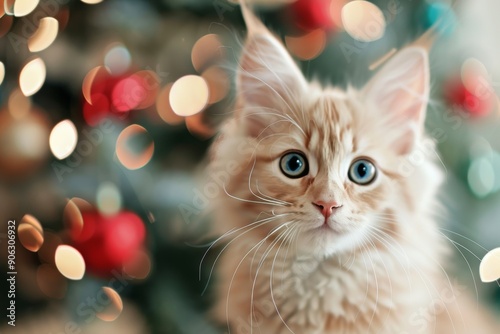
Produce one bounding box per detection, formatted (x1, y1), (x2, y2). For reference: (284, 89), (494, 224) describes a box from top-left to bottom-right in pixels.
(205, 4), (498, 334)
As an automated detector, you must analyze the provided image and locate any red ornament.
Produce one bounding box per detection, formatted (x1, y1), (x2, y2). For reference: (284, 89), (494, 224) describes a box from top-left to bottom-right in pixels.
(70, 209), (146, 277)
(444, 78), (494, 118)
(291, 0), (335, 31)
(82, 69), (158, 126)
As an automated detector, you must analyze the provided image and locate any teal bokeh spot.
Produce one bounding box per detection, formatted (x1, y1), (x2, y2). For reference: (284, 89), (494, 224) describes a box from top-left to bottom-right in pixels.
(424, 2), (457, 36)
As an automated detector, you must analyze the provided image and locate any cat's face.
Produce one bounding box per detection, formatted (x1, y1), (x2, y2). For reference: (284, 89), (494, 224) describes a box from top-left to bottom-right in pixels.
(216, 9), (432, 258)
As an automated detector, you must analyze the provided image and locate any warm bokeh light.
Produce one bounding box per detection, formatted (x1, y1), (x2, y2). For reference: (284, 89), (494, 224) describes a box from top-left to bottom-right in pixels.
(96, 287), (123, 321)
(104, 43), (131, 76)
(18, 214), (44, 252)
(19, 57), (46, 96)
(0, 107), (50, 178)
(49, 119), (78, 160)
(0, 61), (4, 86)
(186, 112), (215, 139)
(63, 198), (86, 238)
(202, 66), (230, 104)
(28, 17), (59, 52)
(82, 66), (109, 105)
(123, 249), (151, 280)
(116, 124), (154, 170)
(37, 264), (67, 299)
(329, 0), (346, 28)
(285, 29), (327, 61)
(170, 75), (209, 117)
(461, 58), (491, 93)
(55, 245), (86, 280)
(13, 0), (39, 17)
(480, 248), (500, 283)
(134, 70), (160, 110)
(96, 182), (122, 216)
(341, 0), (386, 42)
(7, 88), (31, 119)
(81, 0), (103, 4)
(191, 34), (224, 72)
(156, 83), (184, 125)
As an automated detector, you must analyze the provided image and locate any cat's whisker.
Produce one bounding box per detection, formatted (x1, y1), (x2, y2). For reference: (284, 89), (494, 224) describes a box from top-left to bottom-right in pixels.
(199, 213), (288, 280)
(256, 179), (291, 205)
(201, 214), (289, 295)
(269, 226), (299, 334)
(249, 223), (292, 332)
(222, 183), (285, 207)
(224, 223), (288, 334)
(369, 225), (468, 331)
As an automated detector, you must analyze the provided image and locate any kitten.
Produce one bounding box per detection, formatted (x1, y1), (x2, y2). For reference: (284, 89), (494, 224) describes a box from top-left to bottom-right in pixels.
(206, 5), (498, 334)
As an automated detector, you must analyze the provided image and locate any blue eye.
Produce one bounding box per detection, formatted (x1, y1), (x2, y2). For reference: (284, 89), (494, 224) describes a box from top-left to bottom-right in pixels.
(348, 159), (377, 185)
(280, 152), (309, 178)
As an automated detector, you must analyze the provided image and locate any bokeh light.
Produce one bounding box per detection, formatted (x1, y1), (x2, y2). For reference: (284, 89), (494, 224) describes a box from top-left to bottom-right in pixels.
(0, 61), (4, 86)
(116, 124), (154, 170)
(461, 58), (491, 94)
(468, 156), (496, 198)
(0, 107), (50, 178)
(96, 182), (122, 216)
(18, 214), (44, 252)
(112, 75), (146, 112)
(156, 83), (184, 125)
(134, 70), (160, 110)
(82, 66), (109, 105)
(8, 88), (31, 119)
(186, 112), (215, 139)
(49, 119), (78, 160)
(19, 58), (46, 96)
(55, 245), (86, 280)
(341, 0), (386, 42)
(201, 66), (230, 104)
(104, 44), (131, 76)
(37, 264), (67, 299)
(123, 249), (151, 280)
(169, 75), (209, 117)
(63, 198), (87, 238)
(13, 0), (39, 17)
(81, 0), (103, 4)
(28, 17), (59, 52)
(191, 34), (224, 72)
(96, 287), (123, 321)
(285, 29), (327, 60)
(480, 248), (500, 283)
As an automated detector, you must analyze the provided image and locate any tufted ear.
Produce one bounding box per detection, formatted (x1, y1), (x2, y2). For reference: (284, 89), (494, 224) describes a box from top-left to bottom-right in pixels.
(362, 47), (430, 155)
(237, 4), (307, 137)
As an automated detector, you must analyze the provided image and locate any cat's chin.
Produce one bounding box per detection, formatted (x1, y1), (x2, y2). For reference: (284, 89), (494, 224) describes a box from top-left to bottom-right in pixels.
(295, 224), (368, 258)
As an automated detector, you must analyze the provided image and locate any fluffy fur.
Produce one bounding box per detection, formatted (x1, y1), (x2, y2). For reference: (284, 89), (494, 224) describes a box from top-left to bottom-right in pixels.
(205, 6), (498, 334)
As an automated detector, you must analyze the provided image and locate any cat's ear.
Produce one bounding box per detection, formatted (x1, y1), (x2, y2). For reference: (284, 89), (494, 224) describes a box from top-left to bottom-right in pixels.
(237, 5), (307, 136)
(362, 47), (430, 155)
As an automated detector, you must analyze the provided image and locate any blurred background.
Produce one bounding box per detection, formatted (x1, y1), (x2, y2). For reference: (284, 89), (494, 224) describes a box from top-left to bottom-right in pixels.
(0, 0), (499, 333)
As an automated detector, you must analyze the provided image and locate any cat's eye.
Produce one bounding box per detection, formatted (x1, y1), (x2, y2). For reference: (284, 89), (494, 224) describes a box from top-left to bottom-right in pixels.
(348, 159), (377, 185)
(280, 152), (309, 179)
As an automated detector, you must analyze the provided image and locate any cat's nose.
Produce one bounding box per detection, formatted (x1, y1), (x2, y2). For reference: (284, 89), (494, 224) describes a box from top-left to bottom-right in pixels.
(312, 201), (342, 219)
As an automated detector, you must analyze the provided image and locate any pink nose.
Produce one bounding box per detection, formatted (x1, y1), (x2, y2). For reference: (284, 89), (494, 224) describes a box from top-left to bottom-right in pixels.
(312, 201), (342, 219)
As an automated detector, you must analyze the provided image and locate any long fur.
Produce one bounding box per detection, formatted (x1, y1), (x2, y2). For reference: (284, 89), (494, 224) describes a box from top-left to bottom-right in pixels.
(204, 7), (498, 334)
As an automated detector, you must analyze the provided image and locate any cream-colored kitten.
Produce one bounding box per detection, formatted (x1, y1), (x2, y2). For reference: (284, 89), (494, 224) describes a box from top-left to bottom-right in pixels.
(206, 6), (498, 334)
